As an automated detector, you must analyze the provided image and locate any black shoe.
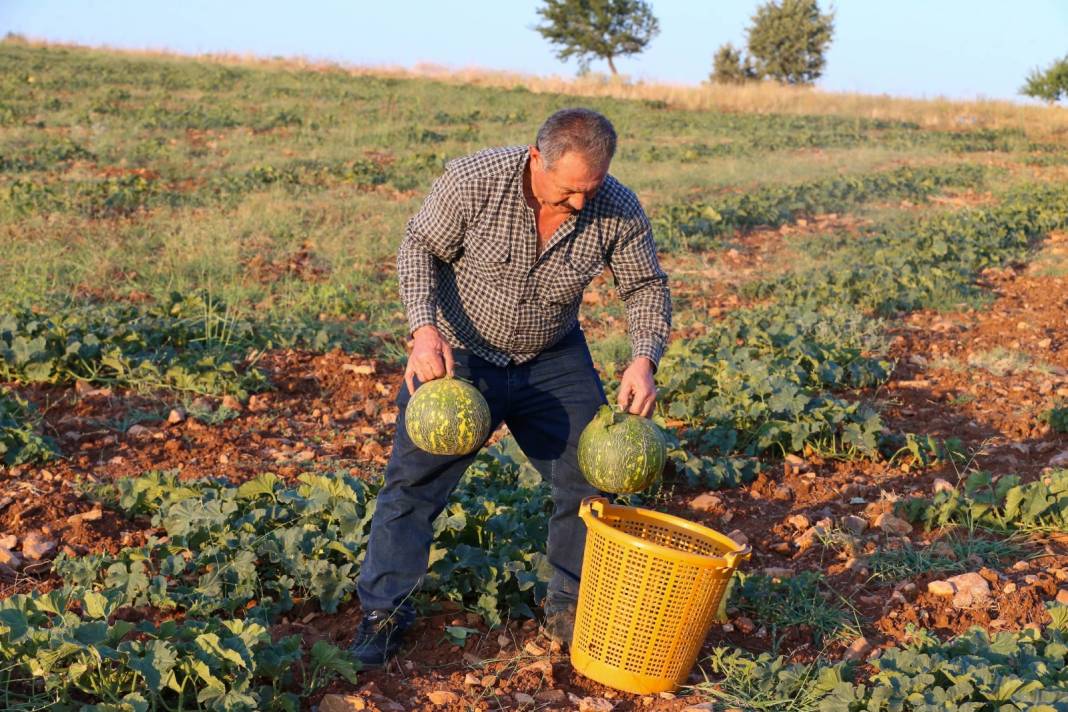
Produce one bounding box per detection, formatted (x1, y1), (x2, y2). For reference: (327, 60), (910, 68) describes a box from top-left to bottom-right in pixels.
(539, 595), (577, 647)
(348, 607), (415, 667)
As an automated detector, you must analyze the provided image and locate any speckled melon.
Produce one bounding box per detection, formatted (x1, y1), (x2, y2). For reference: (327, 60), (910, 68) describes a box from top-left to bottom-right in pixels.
(578, 405), (666, 494)
(405, 376), (491, 456)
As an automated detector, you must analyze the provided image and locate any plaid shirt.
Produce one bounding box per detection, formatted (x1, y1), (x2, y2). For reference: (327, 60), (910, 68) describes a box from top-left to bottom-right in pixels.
(397, 145), (671, 368)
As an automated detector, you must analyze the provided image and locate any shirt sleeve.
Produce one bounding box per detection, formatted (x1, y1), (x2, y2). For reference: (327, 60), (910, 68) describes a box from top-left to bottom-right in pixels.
(608, 212), (672, 369)
(397, 169), (467, 335)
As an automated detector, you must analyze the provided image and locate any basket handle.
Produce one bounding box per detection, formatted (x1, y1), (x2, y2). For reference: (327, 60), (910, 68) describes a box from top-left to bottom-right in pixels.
(580, 495), (609, 521)
(723, 544), (752, 569)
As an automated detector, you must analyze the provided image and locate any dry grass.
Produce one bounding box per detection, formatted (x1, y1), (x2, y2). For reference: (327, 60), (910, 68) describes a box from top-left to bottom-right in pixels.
(9, 34), (1068, 140)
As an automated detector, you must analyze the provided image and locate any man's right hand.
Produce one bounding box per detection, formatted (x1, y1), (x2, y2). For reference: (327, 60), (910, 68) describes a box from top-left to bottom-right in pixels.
(405, 325), (455, 395)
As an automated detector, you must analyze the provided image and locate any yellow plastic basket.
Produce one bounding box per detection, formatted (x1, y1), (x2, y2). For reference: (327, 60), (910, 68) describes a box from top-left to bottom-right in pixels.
(571, 496), (751, 694)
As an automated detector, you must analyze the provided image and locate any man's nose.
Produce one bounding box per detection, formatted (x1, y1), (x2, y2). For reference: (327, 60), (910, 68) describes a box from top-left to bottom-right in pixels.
(568, 194), (585, 211)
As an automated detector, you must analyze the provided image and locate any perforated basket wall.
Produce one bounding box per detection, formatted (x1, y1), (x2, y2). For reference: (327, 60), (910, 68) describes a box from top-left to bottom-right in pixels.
(571, 498), (749, 694)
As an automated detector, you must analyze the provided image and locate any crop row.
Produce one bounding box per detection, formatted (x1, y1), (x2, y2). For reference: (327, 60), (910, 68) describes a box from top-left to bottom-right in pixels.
(0, 450), (547, 709)
(652, 164), (986, 252)
(0, 388), (55, 467)
(656, 183), (1068, 487)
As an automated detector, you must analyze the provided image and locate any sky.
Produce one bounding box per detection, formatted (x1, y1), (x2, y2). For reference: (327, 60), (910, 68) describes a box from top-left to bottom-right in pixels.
(2, 0), (1066, 102)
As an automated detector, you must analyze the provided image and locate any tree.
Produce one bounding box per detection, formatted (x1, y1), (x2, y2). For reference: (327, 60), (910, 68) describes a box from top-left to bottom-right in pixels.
(745, 0), (834, 85)
(710, 43), (756, 84)
(535, 0), (660, 76)
(1021, 55), (1068, 104)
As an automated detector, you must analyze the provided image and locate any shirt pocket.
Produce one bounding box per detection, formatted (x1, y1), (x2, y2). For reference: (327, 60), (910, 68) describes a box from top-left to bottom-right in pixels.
(540, 239), (605, 305)
(461, 230), (511, 284)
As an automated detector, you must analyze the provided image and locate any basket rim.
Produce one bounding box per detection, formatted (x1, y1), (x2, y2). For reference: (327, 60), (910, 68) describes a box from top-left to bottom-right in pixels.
(579, 496), (751, 569)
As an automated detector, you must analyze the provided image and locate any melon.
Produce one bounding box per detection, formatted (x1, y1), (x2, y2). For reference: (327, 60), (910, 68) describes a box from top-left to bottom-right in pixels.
(405, 376), (491, 456)
(578, 405), (666, 494)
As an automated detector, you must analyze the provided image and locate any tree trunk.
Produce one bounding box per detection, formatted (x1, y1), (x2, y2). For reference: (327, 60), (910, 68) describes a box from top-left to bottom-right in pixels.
(606, 55), (617, 76)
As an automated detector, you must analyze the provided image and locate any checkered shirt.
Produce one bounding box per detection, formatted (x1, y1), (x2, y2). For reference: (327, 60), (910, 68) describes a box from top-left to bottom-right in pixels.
(397, 145), (671, 368)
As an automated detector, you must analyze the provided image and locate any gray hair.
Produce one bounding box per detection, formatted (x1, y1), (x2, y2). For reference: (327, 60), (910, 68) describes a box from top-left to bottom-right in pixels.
(535, 108), (617, 171)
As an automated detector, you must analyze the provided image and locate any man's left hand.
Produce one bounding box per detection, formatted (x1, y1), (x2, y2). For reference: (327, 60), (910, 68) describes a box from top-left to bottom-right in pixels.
(617, 357), (657, 418)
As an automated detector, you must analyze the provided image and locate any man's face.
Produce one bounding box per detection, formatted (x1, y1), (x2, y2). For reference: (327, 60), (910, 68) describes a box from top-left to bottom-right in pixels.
(530, 147), (607, 215)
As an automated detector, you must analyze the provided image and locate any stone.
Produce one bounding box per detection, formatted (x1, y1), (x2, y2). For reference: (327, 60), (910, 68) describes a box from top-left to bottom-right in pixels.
(726, 529), (749, 546)
(681, 704), (717, 712)
(1050, 450), (1068, 468)
(519, 659), (553, 678)
(0, 546), (21, 569)
(786, 514), (811, 530)
(943, 572), (991, 608)
(318, 694), (368, 712)
(763, 567), (792, 579)
(843, 636), (873, 661)
(841, 515), (867, 535)
(480, 674), (498, 687)
(21, 531), (55, 560)
(126, 424), (152, 439)
(1057, 589), (1068, 605)
(221, 395), (243, 411)
(463, 673), (480, 686)
(523, 641), (546, 656)
(167, 408), (186, 424)
(932, 478), (955, 493)
(772, 485), (794, 501)
(875, 512), (913, 537)
(536, 689), (567, 703)
(426, 690), (459, 706)
(690, 493), (723, 512)
(928, 580), (956, 596)
(0, 534), (15, 549)
(1003, 582), (1017, 594)
(794, 526), (826, 551)
(578, 698), (614, 712)
(734, 615), (755, 634)
(514, 692), (535, 706)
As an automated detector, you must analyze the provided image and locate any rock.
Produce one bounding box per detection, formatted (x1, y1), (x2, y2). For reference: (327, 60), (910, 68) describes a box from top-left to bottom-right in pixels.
(0, 534), (15, 549)
(126, 424), (152, 439)
(536, 689), (567, 703)
(1050, 450), (1068, 468)
(319, 694), (367, 712)
(763, 567), (792, 579)
(843, 636), (873, 661)
(734, 615), (755, 634)
(928, 580), (956, 596)
(0, 546), (22, 569)
(578, 698), (614, 712)
(463, 673), (480, 686)
(523, 641), (546, 656)
(932, 478), (955, 493)
(1003, 582), (1017, 594)
(841, 515), (867, 535)
(427, 690), (459, 706)
(690, 493), (723, 512)
(21, 531), (55, 560)
(519, 659), (553, 678)
(480, 674), (497, 687)
(794, 526), (826, 551)
(294, 449), (316, 462)
(786, 514), (811, 531)
(221, 395), (243, 412)
(727, 529), (749, 546)
(167, 408), (186, 424)
(875, 512), (913, 537)
(772, 485), (794, 501)
(1057, 589), (1068, 605)
(513, 692), (535, 706)
(681, 704), (716, 712)
(931, 540), (956, 559)
(931, 572), (992, 608)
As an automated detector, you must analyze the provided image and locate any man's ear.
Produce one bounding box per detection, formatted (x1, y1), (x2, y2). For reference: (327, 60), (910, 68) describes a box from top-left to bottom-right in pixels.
(529, 145), (543, 173)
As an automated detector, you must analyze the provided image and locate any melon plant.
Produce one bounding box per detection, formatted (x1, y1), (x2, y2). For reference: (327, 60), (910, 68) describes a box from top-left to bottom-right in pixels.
(578, 405), (666, 494)
(405, 376), (491, 455)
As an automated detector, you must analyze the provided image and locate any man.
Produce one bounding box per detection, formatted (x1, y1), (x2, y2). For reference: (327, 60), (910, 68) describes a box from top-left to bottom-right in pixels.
(351, 108), (671, 666)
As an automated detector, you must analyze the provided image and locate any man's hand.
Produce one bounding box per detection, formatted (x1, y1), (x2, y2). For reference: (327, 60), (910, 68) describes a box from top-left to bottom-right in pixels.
(617, 357), (657, 418)
(405, 325), (454, 395)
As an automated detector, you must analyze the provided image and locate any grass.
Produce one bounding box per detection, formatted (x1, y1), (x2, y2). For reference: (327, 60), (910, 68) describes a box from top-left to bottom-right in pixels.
(867, 531), (1027, 582)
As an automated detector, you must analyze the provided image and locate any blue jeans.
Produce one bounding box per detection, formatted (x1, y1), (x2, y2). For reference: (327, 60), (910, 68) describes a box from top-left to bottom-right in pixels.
(357, 327), (606, 612)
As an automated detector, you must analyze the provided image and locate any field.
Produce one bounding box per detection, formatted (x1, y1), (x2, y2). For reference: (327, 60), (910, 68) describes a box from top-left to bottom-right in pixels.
(2, 38), (1068, 711)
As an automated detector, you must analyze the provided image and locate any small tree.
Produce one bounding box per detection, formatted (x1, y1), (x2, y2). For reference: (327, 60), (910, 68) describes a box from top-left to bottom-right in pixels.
(711, 43), (755, 84)
(1021, 55), (1068, 104)
(535, 0), (660, 76)
(746, 0), (835, 85)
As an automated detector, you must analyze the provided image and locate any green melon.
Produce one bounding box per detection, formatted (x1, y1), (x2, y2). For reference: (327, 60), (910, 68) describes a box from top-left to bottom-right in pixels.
(577, 405), (666, 494)
(405, 376), (491, 456)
